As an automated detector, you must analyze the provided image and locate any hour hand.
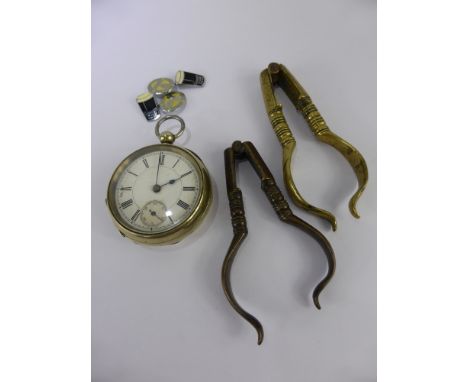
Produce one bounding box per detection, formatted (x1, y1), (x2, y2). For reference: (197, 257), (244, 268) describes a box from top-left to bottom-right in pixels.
(154, 177), (177, 192)
(155, 170), (192, 192)
(159, 178), (178, 188)
(160, 170), (192, 188)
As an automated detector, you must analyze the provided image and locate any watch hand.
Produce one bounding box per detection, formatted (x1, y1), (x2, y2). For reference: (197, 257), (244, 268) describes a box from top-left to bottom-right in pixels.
(159, 178), (180, 188)
(155, 170), (191, 191)
(159, 170), (193, 188)
(155, 153), (161, 185)
(152, 153), (163, 193)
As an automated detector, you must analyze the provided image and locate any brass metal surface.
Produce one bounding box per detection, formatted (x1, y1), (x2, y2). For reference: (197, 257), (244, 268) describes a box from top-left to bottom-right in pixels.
(222, 140), (336, 345)
(260, 63), (369, 229)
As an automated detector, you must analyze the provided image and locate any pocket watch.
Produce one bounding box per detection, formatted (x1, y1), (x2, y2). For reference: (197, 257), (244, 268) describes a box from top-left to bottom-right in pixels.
(106, 115), (212, 245)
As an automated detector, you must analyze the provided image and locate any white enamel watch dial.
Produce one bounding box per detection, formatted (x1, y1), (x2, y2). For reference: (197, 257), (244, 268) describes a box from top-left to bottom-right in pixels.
(114, 148), (202, 234)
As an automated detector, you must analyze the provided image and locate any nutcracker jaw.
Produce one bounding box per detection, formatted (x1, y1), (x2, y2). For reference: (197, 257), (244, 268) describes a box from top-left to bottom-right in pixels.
(260, 63), (369, 229)
(222, 140), (336, 345)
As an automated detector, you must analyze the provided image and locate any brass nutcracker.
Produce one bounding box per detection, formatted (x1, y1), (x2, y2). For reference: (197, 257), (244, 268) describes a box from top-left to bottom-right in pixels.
(222, 141), (336, 345)
(260, 63), (369, 230)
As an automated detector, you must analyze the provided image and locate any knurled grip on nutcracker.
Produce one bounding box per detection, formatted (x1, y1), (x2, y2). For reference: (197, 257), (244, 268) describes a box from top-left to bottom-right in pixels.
(222, 140), (336, 345)
(260, 63), (369, 229)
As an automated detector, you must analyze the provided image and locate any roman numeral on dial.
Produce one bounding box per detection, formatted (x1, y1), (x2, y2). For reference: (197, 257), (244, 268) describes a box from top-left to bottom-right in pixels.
(121, 199), (133, 209)
(131, 209), (141, 222)
(177, 200), (190, 210)
(142, 158), (149, 168)
(159, 153), (165, 165)
(183, 186), (195, 191)
(120, 187), (132, 191)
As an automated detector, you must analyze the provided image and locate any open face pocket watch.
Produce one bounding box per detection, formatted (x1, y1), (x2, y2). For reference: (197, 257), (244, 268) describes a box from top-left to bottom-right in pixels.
(106, 115), (212, 245)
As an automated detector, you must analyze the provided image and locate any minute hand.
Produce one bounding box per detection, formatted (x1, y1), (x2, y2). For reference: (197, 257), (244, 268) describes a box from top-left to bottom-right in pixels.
(155, 153), (161, 185)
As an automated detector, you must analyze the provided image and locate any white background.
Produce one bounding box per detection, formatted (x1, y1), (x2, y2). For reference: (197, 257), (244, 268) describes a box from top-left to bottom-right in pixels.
(92, 0), (376, 381)
(2, 1), (468, 382)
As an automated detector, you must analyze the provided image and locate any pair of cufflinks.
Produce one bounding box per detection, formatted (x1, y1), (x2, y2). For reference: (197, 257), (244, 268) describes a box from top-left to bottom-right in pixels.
(136, 70), (205, 121)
